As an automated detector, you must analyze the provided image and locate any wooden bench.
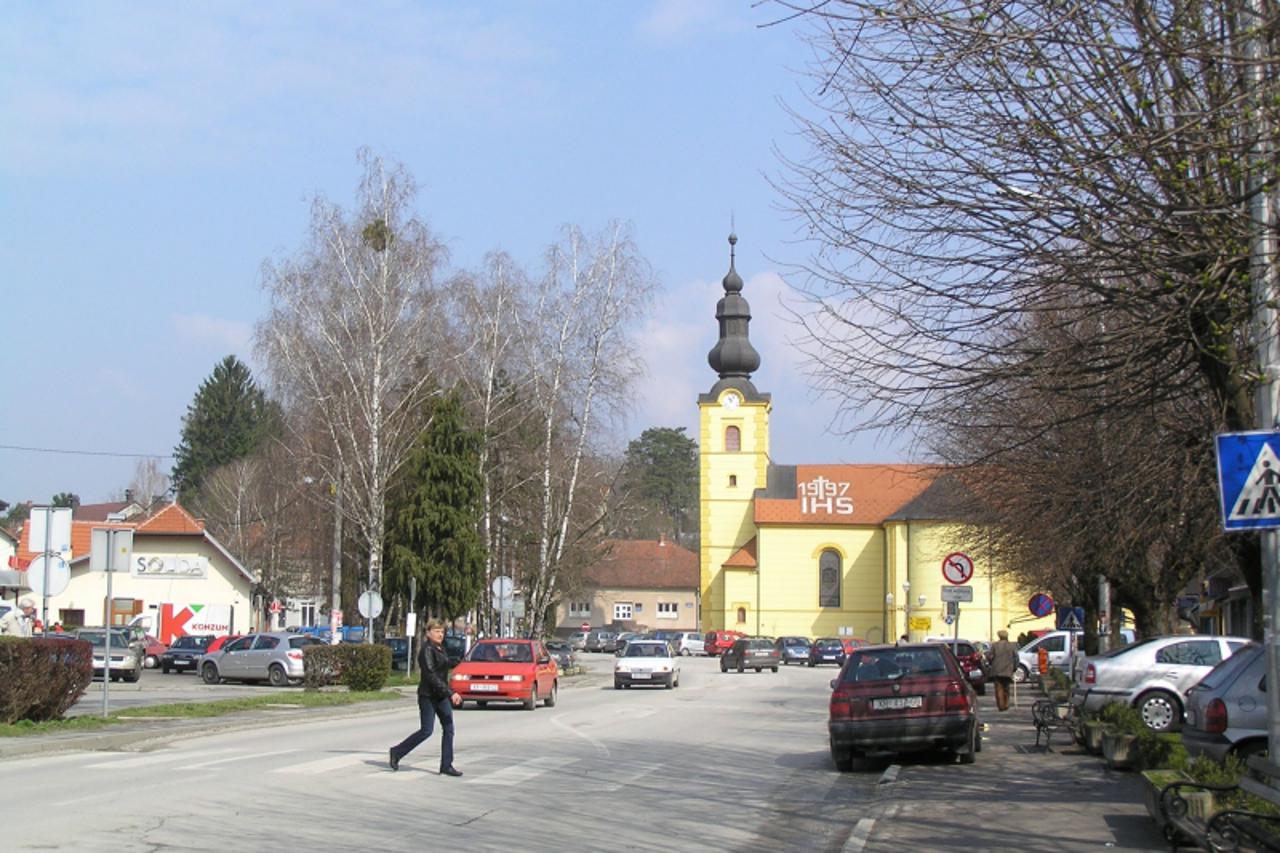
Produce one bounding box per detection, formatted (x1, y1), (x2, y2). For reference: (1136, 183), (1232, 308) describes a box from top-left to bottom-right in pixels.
(1031, 698), (1081, 749)
(1155, 757), (1280, 851)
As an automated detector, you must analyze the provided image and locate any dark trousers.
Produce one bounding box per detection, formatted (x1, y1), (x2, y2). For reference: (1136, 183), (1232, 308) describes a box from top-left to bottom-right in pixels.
(993, 676), (1013, 711)
(391, 693), (455, 770)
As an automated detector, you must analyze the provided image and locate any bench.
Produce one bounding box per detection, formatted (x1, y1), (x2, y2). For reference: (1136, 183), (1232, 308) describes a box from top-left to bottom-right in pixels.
(1031, 698), (1081, 749)
(1155, 757), (1280, 851)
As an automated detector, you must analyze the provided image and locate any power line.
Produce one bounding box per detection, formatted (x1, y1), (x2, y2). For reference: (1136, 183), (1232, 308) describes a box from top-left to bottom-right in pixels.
(0, 443), (173, 460)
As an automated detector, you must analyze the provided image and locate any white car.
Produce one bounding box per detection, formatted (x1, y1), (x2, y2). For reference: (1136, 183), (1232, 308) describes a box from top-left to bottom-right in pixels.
(669, 631), (705, 656)
(614, 640), (680, 689)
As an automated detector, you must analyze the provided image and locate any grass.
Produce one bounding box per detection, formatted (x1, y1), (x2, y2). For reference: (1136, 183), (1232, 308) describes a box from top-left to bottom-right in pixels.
(0, 689), (403, 738)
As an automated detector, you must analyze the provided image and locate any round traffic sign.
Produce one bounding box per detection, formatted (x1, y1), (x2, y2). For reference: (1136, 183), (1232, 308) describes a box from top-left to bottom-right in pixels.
(491, 575), (514, 600)
(1028, 593), (1055, 618)
(25, 555), (70, 597)
(580, 621), (590, 632)
(941, 552), (974, 585)
(357, 590), (383, 619)
(269, 599), (282, 615)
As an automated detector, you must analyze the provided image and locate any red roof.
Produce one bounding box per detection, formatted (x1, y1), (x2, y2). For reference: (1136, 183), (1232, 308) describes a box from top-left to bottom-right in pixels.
(585, 538), (698, 590)
(755, 464), (937, 526)
(723, 537), (757, 569)
(18, 502), (207, 562)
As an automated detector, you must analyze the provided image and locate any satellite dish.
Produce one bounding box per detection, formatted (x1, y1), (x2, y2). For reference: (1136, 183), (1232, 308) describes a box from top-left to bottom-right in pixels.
(26, 555), (70, 597)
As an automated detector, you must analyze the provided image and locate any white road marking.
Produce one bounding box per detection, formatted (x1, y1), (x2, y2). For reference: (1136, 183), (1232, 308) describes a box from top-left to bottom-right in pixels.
(843, 818), (876, 852)
(84, 748), (228, 769)
(878, 764), (900, 785)
(467, 756), (577, 786)
(187, 748), (299, 769)
(269, 752), (370, 775)
(598, 762), (663, 792)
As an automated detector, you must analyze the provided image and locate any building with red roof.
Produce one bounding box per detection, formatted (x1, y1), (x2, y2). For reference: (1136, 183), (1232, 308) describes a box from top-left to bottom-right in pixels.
(554, 536), (699, 633)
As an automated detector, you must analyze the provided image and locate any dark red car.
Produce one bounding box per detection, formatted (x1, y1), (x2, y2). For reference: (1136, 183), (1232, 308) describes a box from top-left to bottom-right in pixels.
(704, 630), (746, 656)
(926, 638), (988, 695)
(828, 643), (981, 769)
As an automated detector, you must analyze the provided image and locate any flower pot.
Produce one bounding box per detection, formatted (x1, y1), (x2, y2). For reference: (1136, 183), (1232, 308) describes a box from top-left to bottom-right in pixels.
(1102, 730), (1138, 770)
(1084, 720), (1107, 754)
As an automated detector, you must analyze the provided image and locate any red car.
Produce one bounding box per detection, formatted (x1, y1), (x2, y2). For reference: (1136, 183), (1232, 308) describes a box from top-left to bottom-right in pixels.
(704, 630), (746, 657)
(450, 639), (559, 710)
(828, 642), (981, 769)
(926, 638), (988, 695)
(141, 634), (168, 669)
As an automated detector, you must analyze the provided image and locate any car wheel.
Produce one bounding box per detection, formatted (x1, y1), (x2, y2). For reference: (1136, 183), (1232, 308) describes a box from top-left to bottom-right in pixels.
(124, 670), (141, 683)
(738, 663), (745, 673)
(1234, 740), (1268, 761)
(144, 654), (158, 669)
(976, 685), (986, 696)
(674, 673), (680, 688)
(680, 648), (690, 656)
(477, 701), (488, 708)
(201, 662), (221, 685)
(808, 660), (815, 668)
(959, 724), (978, 765)
(1013, 664), (1029, 684)
(720, 661), (728, 673)
(615, 680), (623, 690)
(525, 685), (538, 711)
(771, 666), (778, 673)
(1137, 690), (1181, 732)
(545, 682), (557, 707)
(831, 747), (853, 772)
(161, 664), (170, 674)
(268, 664), (290, 687)
(665, 676), (674, 690)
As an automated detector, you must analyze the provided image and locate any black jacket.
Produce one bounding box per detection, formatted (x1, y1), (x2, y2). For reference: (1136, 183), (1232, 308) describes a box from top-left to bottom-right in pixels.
(418, 640), (452, 700)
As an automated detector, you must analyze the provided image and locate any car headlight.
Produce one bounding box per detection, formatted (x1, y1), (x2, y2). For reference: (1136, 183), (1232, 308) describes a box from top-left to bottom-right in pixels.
(503, 674), (524, 682)
(451, 673), (470, 681)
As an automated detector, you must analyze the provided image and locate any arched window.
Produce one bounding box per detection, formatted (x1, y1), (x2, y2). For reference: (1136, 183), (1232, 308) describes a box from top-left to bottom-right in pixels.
(736, 607), (747, 624)
(725, 425), (741, 452)
(819, 549), (841, 607)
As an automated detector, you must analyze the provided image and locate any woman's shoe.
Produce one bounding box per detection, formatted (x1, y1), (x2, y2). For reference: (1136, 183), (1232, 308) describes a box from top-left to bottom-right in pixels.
(440, 766), (463, 777)
(389, 748), (401, 771)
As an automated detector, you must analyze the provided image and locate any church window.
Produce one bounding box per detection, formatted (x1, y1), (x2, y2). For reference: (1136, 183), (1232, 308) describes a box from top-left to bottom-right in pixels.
(725, 426), (741, 452)
(819, 549), (841, 607)
(729, 474), (737, 487)
(736, 607), (747, 624)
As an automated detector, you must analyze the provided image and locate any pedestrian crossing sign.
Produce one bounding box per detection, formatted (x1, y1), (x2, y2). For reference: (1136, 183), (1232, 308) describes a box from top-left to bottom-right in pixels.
(1216, 430), (1280, 530)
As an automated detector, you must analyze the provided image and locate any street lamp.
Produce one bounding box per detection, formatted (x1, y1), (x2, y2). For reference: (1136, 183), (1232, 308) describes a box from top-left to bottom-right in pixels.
(886, 580), (925, 642)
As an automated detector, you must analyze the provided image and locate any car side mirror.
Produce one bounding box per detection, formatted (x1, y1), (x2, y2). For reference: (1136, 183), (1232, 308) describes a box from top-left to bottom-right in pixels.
(968, 670), (983, 680)
(538, 656), (550, 664)
(829, 679), (838, 690)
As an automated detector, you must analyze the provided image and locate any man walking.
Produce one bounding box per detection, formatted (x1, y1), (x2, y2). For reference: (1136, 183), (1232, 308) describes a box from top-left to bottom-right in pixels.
(0, 598), (36, 637)
(389, 618), (463, 777)
(988, 628), (1018, 712)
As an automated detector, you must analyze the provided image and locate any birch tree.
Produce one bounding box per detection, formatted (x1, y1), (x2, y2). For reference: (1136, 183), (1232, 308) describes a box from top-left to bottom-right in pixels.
(255, 150), (449, 600)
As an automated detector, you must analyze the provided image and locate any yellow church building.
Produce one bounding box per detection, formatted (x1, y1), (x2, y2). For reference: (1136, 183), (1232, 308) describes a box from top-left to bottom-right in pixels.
(698, 235), (1053, 644)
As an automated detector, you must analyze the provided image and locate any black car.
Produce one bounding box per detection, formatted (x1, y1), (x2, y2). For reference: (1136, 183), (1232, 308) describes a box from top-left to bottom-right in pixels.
(159, 634), (214, 673)
(545, 639), (576, 670)
(382, 637), (410, 671)
(720, 637), (782, 673)
(808, 637), (847, 667)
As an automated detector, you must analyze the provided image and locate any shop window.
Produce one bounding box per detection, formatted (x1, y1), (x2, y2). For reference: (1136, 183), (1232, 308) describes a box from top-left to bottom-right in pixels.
(725, 426), (741, 452)
(819, 549), (841, 607)
(657, 602), (678, 619)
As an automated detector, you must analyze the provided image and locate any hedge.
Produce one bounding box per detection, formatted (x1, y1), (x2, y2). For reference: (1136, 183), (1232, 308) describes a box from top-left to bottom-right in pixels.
(302, 643), (391, 692)
(0, 637), (93, 723)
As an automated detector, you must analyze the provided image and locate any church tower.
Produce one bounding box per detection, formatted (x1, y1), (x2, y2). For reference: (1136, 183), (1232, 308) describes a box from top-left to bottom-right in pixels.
(698, 234), (770, 633)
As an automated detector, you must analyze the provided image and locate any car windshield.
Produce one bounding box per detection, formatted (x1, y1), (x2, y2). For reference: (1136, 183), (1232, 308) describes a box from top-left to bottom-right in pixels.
(1096, 637), (1159, 659)
(624, 643), (668, 658)
(470, 643), (532, 663)
(816, 639), (841, 648)
(77, 631), (129, 648)
(172, 636), (211, 650)
(840, 648), (949, 683)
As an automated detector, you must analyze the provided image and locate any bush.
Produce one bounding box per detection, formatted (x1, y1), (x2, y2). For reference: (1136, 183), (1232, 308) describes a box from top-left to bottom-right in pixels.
(0, 637), (92, 723)
(302, 643), (391, 692)
(1098, 701), (1146, 732)
(1135, 733), (1188, 772)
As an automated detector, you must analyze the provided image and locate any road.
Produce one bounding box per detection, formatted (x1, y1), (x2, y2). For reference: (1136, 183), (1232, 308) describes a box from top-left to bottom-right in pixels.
(8, 655), (1165, 851)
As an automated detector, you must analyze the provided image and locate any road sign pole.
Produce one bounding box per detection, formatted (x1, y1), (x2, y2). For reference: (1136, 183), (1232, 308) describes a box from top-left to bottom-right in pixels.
(103, 531), (115, 717)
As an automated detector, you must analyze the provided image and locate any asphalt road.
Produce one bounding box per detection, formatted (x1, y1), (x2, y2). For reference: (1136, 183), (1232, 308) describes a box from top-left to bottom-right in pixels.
(8, 654), (1166, 851)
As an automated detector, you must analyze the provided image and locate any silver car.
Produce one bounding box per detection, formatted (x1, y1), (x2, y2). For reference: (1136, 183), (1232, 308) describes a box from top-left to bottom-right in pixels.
(75, 628), (143, 683)
(1182, 643), (1267, 763)
(200, 631), (325, 686)
(1070, 635), (1251, 732)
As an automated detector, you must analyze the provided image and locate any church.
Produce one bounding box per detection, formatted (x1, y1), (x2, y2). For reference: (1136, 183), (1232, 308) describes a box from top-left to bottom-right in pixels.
(697, 236), (1053, 644)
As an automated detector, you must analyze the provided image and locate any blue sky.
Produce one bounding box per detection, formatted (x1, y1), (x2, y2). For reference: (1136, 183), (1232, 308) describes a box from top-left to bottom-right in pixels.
(1, 1), (912, 506)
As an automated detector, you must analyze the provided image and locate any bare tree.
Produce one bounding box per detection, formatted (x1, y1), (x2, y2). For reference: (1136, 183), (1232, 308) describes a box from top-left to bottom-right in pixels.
(112, 458), (171, 507)
(256, 150), (450, 600)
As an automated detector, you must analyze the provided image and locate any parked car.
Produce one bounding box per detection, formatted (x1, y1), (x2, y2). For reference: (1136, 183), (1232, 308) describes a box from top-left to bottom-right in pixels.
(585, 630), (619, 653)
(670, 631), (706, 656)
(382, 637), (410, 671)
(137, 634), (168, 669)
(926, 638), (987, 695)
(720, 637), (782, 673)
(567, 631), (589, 651)
(1182, 642), (1268, 763)
(545, 639), (576, 670)
(450, 639), (558, 710)
(614, 632), (644, 653)
(776, 636), (812, 665)
(809, 637), (849, 667)
(704, 630), (746, 656)
(157, 634), (212, 673)
(200, 631), (325, 686)
(828, 642), (981, 769)
(614, 639), (680, 689)
(1018, 628), (1137, 683)
(74, 628), (142, 682)
(1070, 635), (1251, 732)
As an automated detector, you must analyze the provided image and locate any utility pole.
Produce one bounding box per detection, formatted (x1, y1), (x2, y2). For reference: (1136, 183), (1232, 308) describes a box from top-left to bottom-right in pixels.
(330, 463), (343, 645)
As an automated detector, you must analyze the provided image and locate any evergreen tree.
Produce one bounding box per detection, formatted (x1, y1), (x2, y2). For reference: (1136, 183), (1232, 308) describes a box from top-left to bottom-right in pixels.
(620, 427), (699, 545)
(171, 356), (276, 504)
(385, 391), (487, 620)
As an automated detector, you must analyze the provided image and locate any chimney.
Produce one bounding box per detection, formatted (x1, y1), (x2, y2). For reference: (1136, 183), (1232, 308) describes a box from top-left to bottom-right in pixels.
(125, 489), (135, 504)
(658, 533), (667, 547)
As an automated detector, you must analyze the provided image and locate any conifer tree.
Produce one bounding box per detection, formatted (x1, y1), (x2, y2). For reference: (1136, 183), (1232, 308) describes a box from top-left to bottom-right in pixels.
(171, 355), (276, 504)
(385, 391), (487, 620)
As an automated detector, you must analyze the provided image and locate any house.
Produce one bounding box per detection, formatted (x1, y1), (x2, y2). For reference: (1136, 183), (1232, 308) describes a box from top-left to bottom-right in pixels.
(555, 536), (700, 633)
(16, 501), (256, 641)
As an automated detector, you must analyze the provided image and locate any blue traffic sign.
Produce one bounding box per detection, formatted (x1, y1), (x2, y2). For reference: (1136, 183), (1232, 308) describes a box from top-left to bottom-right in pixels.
(1216, 431), (1280, 530)
(1028, 593), (1054, 618)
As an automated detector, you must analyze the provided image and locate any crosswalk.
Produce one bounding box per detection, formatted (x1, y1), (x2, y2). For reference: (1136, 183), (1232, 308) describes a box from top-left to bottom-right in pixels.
(75, 746), (663, 789)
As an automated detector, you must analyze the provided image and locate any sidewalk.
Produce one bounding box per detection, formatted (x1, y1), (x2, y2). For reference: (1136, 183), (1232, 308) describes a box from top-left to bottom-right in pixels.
(858, 690), (1167, 852)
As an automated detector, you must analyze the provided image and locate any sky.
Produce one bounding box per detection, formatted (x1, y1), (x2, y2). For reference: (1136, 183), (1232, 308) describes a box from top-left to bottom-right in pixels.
(1, 1), (913, 507)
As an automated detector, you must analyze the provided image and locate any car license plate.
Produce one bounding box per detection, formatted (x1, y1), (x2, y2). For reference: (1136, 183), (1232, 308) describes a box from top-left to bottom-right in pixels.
(471, 684), (499, 692)
(872, 696), (923, 710)
(631, 672), (651, 679)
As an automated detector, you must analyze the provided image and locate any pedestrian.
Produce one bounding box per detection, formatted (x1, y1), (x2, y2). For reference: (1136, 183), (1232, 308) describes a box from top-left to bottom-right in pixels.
(988, 628), (1019, 712)
(389, 618), (463, 777)
(0, 598), (37, 637)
